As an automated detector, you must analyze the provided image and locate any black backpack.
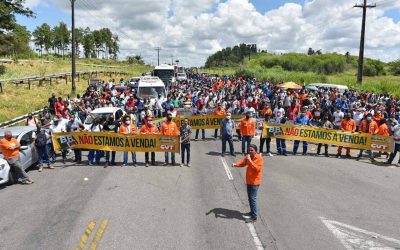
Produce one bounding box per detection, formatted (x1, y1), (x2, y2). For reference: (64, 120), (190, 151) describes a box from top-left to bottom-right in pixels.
(35, 130), (47, 147)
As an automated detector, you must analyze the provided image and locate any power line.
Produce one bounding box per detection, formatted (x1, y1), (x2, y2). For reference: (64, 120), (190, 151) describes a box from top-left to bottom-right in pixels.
(354, 0), (376, 84)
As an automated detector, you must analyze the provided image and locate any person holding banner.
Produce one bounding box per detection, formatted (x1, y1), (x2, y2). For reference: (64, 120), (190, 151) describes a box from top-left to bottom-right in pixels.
(221, 112), (236, 157)
(336, 113), (356, 158)
(357, 114), (378, 160)
(213, 103), (226, 140)
(87, 118), (103, 166)
(119, 116), (138, 167)
(231, 144), (264, 223)
(293, 110), (311, 155)
(259, 113), (273, 157)
(240, 111), (256, 155)
(317, 115), (333, 157)
(180, 118), (192, 167)
(161, 114), (180, 166)
(194, 104), (206, 141)
(140, 117), (159, 167)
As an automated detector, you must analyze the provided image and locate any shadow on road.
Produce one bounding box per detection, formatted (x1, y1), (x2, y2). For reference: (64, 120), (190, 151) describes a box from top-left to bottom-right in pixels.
(206, 208), (245, 221)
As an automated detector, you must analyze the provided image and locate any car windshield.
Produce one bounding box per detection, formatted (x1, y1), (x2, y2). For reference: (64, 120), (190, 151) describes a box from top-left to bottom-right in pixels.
(139, 87), (165, 98)
(154, 70), (174, 79)
(85, 113), (112, 124)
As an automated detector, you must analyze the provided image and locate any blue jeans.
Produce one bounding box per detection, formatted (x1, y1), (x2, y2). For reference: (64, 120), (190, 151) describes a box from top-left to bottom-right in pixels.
(387, 143), (400, 163)
(276, 138), (286, 155)
(222, 134), (234, 154)
(37, 145), (50, 166)
(293, 140), (308, 154)
(123, 152), (136, 164)
(242, 135), (252, 154)
(181, 143), (190, 164)
(106, 151), (116, 163)
(247, 185), (260, 219)
(88, 150), (101, 164)
(165, 152), (175, 163)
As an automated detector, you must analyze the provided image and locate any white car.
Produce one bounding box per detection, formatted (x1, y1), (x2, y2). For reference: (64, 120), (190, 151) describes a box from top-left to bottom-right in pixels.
(84, 107), (125, 131)
(0, 126), (38, 185)
(176, 72), (187, 81)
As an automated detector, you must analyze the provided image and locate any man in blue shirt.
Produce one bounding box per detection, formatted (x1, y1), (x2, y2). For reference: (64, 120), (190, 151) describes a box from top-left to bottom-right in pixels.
(293, 109), (311, 155)
(221, 112), (236, 156)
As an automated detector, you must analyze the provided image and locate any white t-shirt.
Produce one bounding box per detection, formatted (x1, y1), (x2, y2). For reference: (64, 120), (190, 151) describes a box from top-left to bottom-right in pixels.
(273, 107), (285, 117)
(333, 111), (344, 127)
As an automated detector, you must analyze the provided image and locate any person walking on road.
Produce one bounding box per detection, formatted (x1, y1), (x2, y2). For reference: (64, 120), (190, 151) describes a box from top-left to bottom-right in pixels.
(0, 131), (34, 184)
(221, 112), (236, 157)
(386, 122), (400, 166)
(232, 144), (264, 223)
(180, 118), (192, 167)
(140, 117), (159, 167)
(161, 113), (180, 166)
(33, 125), (54, 172)
(240, 111), (255, 155)
(119, 115), (138, 167)
(259, 113), (273, 156)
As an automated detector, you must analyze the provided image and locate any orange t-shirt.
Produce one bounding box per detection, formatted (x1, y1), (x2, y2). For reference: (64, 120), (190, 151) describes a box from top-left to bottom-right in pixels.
(341, 119), (356, 132)
(119, 124), (138, 134)
(358, 120), (368, 133)
(214, 108), (226, 116)
(261, 108), (272, 116)
(0, 138), (20, 159)
(161, 121), (180, 136)
(234, 153), (264, 185)
(368, 121), (379, 134)
(240, 118), (255, 136)
(140, 125), (159, 134)
(376, 123), (390, 136)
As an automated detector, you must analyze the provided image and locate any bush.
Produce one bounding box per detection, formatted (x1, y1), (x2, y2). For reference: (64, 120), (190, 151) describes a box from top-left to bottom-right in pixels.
(0, 65), (6, 75)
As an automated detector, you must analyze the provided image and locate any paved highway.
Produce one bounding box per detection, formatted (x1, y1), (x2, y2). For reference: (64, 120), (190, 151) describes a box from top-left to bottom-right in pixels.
(1, 132), (400, 250)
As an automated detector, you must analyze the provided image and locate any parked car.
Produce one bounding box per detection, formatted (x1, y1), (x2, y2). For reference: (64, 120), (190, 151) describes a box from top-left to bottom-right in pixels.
(0, 126), (38, 185)
(84, 107), (125, 131)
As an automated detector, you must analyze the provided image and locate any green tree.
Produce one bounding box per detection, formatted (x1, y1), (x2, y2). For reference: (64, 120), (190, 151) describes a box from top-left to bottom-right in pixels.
(109, 34), (119, 60)
(92, 29), (103, 58)
(307, 48), (315, 55)
(32, 23), (53, 56)
(388, 60), (400, 76)
(0, 0), (35, 33)
(52, 22), (70, 57)
(82, 27), (94, 58)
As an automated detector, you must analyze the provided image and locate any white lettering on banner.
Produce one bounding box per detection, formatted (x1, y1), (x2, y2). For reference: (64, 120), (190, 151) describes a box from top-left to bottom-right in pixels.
(160, 145), (174, 150)
(371, 144), (388, 150)
(59, 135), (75, 144)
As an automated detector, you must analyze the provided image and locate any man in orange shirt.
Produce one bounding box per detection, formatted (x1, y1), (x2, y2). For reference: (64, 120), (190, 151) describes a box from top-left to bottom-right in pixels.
(213, 103), (226, 139)
(232, 144), (264, 223)
(140, 117), (160, 167)
(161, 113), (180, 166)
(0, 131), (34, 184)
(119, 115), (138, 167)
(336, 113), (356, 158)
(240, 111), (256, 155)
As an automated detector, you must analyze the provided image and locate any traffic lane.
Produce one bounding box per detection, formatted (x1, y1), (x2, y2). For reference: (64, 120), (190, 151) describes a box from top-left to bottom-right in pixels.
(62, 139), (257, 249)
(0, 160), (112, 250)
(256, 153), (399, 250)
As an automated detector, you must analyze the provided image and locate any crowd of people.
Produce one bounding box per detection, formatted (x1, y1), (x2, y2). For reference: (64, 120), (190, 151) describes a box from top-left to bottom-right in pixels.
(11, 74), (400, 171)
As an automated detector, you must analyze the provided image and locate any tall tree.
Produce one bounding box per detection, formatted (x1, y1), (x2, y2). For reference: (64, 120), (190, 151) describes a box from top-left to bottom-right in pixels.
(0, 0), (35, 33)
(82, 27), (94, 58)
(52, 22), (70, 57)
(32, 23), (52, 56)
(109, 34), (119, 60)
(92, 30), (103, 58)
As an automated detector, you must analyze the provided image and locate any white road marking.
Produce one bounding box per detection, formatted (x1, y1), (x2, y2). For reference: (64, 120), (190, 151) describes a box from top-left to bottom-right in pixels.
(246, 223), (265, 250)
(320, 217), (400, 250)
(220, 157), (234, 180)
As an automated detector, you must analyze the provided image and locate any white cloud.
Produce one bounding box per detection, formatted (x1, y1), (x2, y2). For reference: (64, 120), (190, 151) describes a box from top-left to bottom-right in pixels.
(34, 0), (400, 66)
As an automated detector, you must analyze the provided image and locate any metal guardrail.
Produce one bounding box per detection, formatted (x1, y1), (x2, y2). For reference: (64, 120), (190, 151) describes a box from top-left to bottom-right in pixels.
(0, 109), (43, 129)
(0, 70), (130, 93)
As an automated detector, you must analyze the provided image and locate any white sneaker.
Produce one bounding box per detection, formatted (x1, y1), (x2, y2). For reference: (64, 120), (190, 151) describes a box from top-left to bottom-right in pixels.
(268, 152), (273, 157)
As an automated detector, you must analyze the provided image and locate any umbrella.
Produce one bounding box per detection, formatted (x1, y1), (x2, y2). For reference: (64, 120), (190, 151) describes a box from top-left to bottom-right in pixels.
(276, 81), (303, 89)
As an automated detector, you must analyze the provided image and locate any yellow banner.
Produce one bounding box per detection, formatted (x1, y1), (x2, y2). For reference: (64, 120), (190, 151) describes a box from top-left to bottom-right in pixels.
(262, 123), (394, 152)
(52, 132), (180, 153)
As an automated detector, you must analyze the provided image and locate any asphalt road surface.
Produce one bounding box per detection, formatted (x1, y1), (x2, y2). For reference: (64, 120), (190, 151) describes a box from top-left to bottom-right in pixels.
(1, 131), (400, 250)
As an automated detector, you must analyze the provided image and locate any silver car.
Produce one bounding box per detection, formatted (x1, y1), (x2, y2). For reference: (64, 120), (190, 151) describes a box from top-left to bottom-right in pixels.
(0, 126), (38, 185)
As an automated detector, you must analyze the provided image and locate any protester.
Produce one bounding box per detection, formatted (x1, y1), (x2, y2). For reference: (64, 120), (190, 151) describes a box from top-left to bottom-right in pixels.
(87, 118), (103, 165)
(103, 115), (119, 166)
(180, 118), (192, 167)
(259, 113), (273, 156)
(336, 113), (356, 158)
(317, 115), (333, 157)
(221, 112), (236, 157)
(232, 144), (264, 223)
(0, 131), (34, 184)
(33, 125), (53, 172)
(66, 114), (84, 164)
(39, 106), (52, 127)
(119, 115), (138, 167)
(25, 113), (37, 127)
(161, 113), (180, 166)
(213, 103), (226, 140)
(140, 117), (159, 167)
(293, 108), (311, 155)
(240, 111), (255, 155)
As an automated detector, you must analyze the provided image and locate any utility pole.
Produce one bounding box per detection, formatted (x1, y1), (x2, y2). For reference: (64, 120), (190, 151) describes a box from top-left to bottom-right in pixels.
(354, 0), (376, 84)
(71, 0), (77, 93)
(154, 47), (161, 66)
(171, 55), (174, 65)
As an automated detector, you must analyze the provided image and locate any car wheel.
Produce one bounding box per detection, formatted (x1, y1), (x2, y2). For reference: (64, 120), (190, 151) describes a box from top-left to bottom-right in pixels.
(7, 170), (15, 185)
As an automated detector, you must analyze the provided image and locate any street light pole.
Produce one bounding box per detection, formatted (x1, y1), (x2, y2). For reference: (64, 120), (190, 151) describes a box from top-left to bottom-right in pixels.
(71, 0), (77, 93)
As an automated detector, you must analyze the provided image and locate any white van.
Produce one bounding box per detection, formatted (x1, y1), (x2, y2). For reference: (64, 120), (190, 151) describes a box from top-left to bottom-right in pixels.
(308, 83), (349, 93)
(137, 76), (167, 108)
